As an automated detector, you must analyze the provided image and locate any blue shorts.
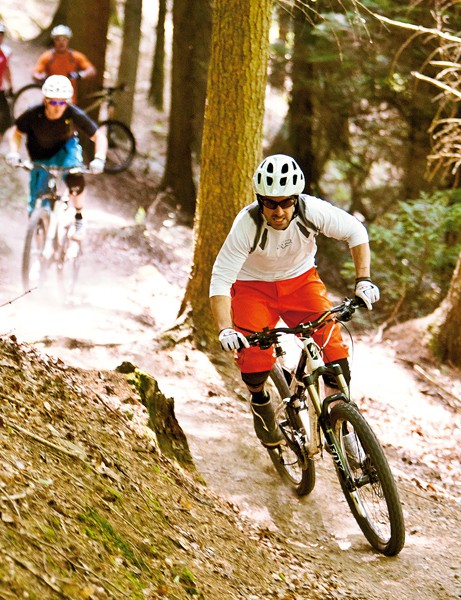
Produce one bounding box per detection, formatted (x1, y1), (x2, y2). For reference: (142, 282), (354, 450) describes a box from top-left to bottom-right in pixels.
(29, 137), (84, 213)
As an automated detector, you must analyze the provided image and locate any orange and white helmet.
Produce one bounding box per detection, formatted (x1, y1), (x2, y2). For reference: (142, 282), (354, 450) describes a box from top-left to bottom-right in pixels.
(42, 75), (74, 100)
(253, 154), (305, 196)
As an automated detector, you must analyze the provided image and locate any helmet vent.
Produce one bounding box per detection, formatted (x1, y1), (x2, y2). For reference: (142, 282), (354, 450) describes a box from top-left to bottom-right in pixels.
(252, 154), (305, 196)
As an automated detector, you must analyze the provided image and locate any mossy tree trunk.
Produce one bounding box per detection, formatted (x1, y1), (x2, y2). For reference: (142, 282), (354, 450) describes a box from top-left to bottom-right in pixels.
(180, 0), (273, 338)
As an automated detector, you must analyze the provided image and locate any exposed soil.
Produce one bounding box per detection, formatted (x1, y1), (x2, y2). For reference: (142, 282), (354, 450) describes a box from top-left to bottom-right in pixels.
(1, 10), (461, 600)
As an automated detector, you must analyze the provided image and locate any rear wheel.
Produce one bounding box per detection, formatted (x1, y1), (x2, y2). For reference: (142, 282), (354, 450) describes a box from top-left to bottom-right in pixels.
(22, 206), (50, 291)
(13, 83), (43, 119)
(330, 401), (405, 556)
(267, 362), (316, 496)
(98, 119), (136, 173)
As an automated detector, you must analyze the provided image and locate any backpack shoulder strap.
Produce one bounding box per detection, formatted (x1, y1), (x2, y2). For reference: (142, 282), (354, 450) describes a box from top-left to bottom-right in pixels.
(247, 204), (268, 254)
(296, 196), (319, 239)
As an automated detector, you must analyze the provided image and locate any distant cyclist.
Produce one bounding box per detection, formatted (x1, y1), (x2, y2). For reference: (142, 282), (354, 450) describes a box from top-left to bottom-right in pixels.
(32, 25), (96, 104)
(0, 22), (13, 141)
(5, 75), (107, 239)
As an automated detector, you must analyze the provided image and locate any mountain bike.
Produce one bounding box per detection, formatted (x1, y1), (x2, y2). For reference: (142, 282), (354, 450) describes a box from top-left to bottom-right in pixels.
(17, 161), (90, 299)
(245, 297), (405, 556)
(12, 83), (136, 174)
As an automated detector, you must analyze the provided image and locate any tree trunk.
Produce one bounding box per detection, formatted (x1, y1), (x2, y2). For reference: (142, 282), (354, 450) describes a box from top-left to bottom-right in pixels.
(180, 0), (272, 336)
(432, 252), (461, 366)
(149, 0), (167, 111)
(115, 0), (143, 127)
(160, 0), (211, 216)
(288, 8), (319, 195)
(160, 0), (197, 215)
(67, 0), (110, 109)
(33, 0), (70, 45)
(190, 0), (212, 159)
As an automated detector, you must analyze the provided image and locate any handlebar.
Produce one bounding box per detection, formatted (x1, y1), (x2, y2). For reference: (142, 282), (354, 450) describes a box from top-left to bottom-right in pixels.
(11, 160), (92, 175)
(245, 297), (366, 349)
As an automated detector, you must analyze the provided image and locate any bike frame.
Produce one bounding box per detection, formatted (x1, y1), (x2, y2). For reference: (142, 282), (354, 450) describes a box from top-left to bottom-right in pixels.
(250, 298), (370, 516)
(82, 84), (125, 120)
(38, 172), (73, 260)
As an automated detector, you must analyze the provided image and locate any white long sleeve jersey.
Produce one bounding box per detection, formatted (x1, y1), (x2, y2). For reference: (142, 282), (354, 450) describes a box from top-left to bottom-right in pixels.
(209, 195), (369, 297)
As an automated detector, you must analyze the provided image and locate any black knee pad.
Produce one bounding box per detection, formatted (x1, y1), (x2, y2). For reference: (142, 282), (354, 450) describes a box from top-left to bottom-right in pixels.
(323, 358), (351, 388)
(65, 173), (85, 196)
(241, 370), (271, 388)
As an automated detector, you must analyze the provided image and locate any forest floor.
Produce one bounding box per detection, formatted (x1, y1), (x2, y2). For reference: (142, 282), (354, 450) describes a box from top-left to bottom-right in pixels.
(1, 12), (461, 600)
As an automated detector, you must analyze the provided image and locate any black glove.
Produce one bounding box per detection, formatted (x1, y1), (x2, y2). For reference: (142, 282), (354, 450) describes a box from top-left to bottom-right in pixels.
(68, 71), (82, 80)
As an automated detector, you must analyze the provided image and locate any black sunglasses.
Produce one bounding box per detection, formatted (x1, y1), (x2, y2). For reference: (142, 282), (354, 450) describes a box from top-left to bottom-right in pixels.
(257, 194), (298, 210)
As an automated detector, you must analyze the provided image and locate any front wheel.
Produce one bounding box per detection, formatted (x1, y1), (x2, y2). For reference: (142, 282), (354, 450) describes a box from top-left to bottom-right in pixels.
(267, 362), (316, 496)
(22, 206), (50, 291)
(98, 119), (136, 173)
(330, 401), (405, 556)
(56, 233), (82, 300)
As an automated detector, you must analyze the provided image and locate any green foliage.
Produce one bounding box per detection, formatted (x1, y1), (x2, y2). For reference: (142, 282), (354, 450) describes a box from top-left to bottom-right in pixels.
(343, 192), (461, 321)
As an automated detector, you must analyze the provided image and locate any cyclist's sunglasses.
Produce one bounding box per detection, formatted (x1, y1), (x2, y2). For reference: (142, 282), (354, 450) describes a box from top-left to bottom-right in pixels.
(257, 194), (298, 210)
(48, 100), (68, 106)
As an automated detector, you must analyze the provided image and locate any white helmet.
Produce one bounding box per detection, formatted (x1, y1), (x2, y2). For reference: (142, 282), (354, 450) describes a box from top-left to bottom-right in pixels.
(253, 154), (305, 196)
(51, 24), (72, 38)
(42, 75), (74, 100)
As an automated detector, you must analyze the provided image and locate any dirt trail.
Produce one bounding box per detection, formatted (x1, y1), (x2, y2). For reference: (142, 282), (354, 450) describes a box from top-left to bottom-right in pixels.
(0, 26), (460, 600)
(2, 169), (461, 600)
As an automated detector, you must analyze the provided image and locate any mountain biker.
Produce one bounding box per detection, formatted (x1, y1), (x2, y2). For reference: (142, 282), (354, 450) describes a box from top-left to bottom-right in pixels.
(5, 75), (107, 239)
(209, 154), (379, 447)
(32, 25), (96, 104)
(0, 22), (13, 141)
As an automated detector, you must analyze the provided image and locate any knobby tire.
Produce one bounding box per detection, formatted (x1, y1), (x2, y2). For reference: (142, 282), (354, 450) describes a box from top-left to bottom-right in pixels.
(22, 206), (50, 292)
(98, 119), (136, 173)
(330, 401), (405, 556)
(268, 362), (316, 496)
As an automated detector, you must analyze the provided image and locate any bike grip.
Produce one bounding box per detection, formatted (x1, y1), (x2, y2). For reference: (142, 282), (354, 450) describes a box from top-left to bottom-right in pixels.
(238, 334), (253, 350)
(353, 296), (367, 309)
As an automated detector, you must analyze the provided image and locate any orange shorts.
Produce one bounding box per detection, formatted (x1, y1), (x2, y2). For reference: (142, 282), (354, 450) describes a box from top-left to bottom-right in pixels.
(231, 268), (349, 374)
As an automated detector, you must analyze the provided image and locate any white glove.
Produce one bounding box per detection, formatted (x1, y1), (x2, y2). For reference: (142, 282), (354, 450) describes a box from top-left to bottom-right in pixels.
(355, 279), (380, 310)
(89, 157), (105, 174)
(5, 151), (21, 167)
(219, 328), (250, 351)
